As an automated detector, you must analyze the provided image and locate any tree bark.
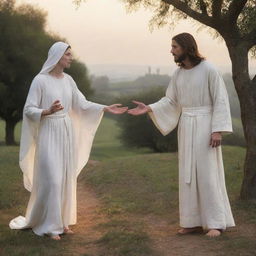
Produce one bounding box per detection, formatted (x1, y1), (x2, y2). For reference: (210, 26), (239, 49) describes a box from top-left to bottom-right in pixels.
(227, 41), (256, 200)
(5, 119), (18, 145)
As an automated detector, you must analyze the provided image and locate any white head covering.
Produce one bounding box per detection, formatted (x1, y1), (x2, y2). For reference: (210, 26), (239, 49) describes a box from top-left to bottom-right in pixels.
(39, 41), (70, 74)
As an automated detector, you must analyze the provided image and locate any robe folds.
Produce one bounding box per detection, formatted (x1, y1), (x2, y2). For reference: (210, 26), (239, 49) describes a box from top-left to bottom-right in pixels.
(148, 60), (235, 230)
(9, 72), (106, 236)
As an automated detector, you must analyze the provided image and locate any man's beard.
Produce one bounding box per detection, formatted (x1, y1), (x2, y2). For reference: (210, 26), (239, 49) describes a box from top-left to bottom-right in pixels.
(174, 53), (187, 63)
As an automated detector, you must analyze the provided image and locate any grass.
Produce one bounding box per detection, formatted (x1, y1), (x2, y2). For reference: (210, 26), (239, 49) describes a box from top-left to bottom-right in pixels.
(85, 146), (246, 217)
(84, 153), (179, 216)
(0, 117), (256, 255)
(91, 115), (152, 160)
(0, 116), (151, 157)
(0, 145), (77, 256)
(81, 145), (256, 256)
(97, 230), (153, 256)
(0, 117), (154, 255)
(84, 146), (245, 216)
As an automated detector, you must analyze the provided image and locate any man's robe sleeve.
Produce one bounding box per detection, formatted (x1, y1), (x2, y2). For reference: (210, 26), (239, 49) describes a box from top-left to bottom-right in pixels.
(209, 67), (233, 134)
(148, 71), (181, 136)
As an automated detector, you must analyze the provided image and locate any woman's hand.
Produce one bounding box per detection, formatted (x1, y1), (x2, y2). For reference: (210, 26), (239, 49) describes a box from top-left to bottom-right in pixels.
(104, 104), (128, 114)
(127, 101), (152, 116)
(42, 100), (64, 116)
(210, 132), (222, 148)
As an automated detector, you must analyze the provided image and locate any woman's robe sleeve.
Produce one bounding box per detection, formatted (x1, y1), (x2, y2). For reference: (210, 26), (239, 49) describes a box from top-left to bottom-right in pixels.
(148, 70), (181, 136)
(19, 76), (44, 192)
(209, 66), (233, 134)
(68, 76), (107, 177)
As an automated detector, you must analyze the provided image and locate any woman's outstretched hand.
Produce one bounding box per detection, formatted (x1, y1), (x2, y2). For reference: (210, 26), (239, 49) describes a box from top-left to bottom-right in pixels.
(104, 104), (128, 114)
(127, 101), (152, 116)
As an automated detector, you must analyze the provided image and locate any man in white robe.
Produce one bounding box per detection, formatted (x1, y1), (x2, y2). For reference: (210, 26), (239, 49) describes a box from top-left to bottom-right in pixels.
(128, 33), (235, 237)
(9, 42), (127, 240)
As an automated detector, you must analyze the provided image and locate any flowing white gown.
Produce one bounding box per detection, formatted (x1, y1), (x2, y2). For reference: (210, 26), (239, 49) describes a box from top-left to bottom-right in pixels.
(9, 71), (106, 236)
(148, 59), (235, 230)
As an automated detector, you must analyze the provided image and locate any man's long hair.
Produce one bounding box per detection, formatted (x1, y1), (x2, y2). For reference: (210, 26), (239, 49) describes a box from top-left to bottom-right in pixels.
(172, 33), (205, 67)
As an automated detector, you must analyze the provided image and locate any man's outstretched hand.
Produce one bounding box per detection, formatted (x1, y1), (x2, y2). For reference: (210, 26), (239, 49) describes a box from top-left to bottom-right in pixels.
(127, 101), (151, 116)
(104, 104), (128, 115)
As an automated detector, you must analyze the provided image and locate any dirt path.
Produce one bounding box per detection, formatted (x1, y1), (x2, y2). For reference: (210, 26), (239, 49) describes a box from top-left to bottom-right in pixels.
(67, 161), (254, 256)
(144, 213), (256, 256)
(2, 181), (251, 256)
(142, 215), (226, 256)
(68, 167), (108, 255)
(70, 179), (224, 256)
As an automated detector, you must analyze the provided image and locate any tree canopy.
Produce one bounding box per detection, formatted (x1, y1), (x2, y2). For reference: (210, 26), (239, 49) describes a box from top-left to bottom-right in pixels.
(0, 0), (92, 144)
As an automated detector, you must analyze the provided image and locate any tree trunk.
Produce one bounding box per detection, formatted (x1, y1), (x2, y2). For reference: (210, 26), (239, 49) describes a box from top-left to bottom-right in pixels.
(227, 42), (256, 200)
(239, 88), (256, 200)
(5, 119), (17, 145)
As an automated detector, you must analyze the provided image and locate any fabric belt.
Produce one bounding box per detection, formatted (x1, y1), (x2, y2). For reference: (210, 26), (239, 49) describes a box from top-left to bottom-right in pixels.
(181, 105), (213, 184)
(42, 112), (71, 148)
(43, 112), (68, 119)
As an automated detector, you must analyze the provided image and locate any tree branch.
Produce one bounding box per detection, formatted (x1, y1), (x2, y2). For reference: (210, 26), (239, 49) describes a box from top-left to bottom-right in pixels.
(199, 0), (207, 16)
(161, 0), (216, 28)
(212, 0), (223, 18)
(244, 28), (256, 46)
(227, 0), (248, 22)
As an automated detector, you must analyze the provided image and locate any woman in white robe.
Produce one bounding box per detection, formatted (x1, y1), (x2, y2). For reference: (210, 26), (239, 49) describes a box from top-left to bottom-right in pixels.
(9, 42), (127, 240)
(128, 59), (235, 237)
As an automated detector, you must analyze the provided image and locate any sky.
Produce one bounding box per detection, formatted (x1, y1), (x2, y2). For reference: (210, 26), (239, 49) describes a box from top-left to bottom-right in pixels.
(17, 0), (255, 78)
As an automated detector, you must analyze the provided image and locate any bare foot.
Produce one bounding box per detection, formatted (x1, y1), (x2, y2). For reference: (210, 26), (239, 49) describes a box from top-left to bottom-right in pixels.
(177, 227), (203, 235)
(50, 235), (61, 240)
(206, 229), (222, 237)
(64, 227), (74, 234)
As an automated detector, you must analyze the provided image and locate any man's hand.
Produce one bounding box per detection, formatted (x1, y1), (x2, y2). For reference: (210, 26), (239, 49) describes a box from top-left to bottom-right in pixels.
(42, 100), (64, 116)
(104, 104), (128, 114)
(210, 132), (222, 148)
(127, 101), (152, 116)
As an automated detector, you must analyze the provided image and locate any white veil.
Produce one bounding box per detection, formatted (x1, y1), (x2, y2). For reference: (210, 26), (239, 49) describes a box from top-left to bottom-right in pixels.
(40, 41), (70, 74)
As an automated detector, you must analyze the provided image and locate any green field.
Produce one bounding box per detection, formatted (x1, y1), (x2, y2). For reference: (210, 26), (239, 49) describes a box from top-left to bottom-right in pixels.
(0, 117), (255, 256)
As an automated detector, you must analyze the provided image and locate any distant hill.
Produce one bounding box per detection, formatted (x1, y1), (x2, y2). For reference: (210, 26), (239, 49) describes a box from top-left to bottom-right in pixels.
(87, 63), (236, 81)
